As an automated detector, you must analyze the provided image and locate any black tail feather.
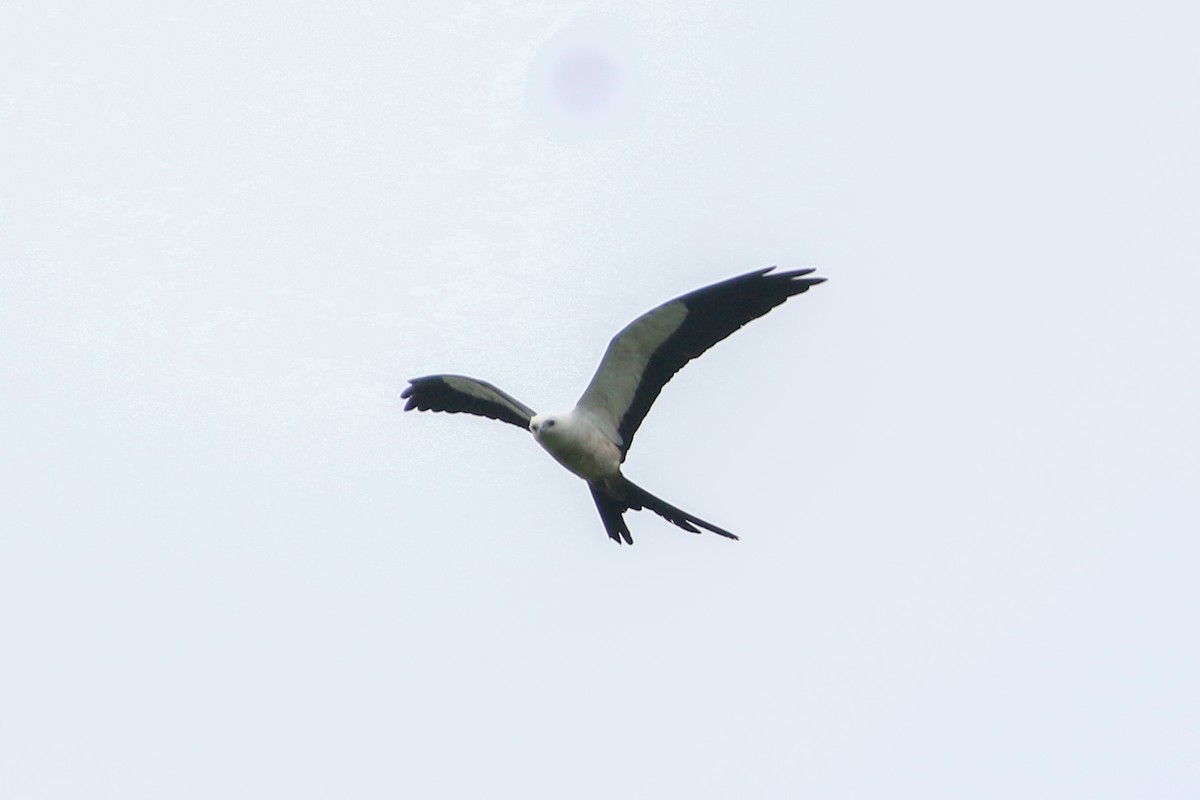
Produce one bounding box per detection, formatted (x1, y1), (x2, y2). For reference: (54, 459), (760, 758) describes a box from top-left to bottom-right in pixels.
(588, 477), (739, 544)
(589, 485), (633, 545)
(622, 478), (739, 540)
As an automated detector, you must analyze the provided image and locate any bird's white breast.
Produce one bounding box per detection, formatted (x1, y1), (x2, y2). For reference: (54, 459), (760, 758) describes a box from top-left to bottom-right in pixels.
(531, 409), (622, 482)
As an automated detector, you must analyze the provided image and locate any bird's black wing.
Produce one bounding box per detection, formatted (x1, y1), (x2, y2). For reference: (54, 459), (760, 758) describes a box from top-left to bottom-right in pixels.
(576, 267), (824, 456)
(401, 374), (536, 430)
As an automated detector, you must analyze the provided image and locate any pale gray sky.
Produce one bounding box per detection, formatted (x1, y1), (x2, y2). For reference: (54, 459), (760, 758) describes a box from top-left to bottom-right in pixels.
(2, 2), (1197, 798)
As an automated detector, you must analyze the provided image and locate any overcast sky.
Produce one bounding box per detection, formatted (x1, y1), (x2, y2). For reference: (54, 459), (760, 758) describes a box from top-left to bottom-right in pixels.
(2, 2), (1198, 798)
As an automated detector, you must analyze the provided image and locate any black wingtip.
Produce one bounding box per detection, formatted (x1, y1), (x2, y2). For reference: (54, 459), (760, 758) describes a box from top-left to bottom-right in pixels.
(778, 267), (824, 281)
(757, 266), (827, 291)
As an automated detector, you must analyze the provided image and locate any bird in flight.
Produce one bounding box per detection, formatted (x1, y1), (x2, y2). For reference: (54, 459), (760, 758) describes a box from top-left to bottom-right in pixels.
(402, 266), (825, 545)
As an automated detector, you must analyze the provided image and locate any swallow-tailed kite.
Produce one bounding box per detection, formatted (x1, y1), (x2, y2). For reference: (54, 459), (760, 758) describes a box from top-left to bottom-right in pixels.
(402, 266), (825, 544)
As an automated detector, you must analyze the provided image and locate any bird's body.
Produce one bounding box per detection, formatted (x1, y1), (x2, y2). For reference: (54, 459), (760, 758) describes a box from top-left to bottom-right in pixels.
(402, 266), (825, 545)
(531, 410), (622, 483)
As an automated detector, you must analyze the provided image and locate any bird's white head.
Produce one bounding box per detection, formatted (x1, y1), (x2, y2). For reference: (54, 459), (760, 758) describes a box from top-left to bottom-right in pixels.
(529, 413), (559, 439)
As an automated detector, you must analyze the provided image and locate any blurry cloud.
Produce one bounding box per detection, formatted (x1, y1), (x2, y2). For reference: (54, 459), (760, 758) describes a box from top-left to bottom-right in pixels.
(527, 18), (641, 137)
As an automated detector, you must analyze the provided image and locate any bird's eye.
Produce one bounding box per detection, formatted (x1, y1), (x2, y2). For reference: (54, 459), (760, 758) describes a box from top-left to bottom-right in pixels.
(545, 419), (555, 428)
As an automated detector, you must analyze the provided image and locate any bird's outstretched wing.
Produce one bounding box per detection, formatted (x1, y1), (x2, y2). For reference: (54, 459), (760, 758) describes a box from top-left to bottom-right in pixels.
(401, 374), (536, 430)
(576, 267), (825, 456)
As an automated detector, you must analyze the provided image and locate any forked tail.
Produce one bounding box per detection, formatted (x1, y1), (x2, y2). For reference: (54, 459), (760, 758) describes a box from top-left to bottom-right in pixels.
(589, 476), (739, 545)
